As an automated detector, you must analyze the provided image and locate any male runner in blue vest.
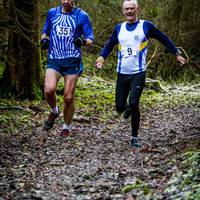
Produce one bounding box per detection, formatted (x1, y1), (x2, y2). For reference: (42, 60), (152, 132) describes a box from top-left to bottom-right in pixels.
(41, 0), (94, 136)
(95, 0), (187, 147)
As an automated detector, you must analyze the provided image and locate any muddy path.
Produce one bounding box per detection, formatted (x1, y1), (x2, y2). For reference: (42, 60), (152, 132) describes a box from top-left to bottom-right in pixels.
(0, 103), (200, 200)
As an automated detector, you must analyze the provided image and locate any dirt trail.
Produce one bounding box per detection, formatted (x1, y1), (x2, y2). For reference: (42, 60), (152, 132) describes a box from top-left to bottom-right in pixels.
(0, 103), (200, 199)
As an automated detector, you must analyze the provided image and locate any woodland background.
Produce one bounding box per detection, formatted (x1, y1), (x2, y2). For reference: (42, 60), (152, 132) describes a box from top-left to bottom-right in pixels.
(0, 0), (200, 99)
(0, 0), (200, 200)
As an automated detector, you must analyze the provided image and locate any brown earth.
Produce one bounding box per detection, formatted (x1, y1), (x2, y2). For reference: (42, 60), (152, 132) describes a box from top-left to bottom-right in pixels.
(0, 103), (200, 200)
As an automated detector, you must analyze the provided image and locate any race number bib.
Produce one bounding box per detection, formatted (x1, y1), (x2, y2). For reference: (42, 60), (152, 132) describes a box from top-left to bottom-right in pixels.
(123, 46), (138, 58)
(56, 26), (71, 37)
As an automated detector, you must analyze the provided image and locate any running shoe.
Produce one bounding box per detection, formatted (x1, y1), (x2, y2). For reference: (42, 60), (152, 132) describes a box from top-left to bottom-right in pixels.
(60, 129), (70, 137)
(131, 137), (141, 148)
(44, 107), (60, 130)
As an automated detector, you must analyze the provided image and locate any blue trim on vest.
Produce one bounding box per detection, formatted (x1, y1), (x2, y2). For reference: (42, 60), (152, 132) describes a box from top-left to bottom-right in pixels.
(118, 52), (122, 73)
(139, 47), (147, 72)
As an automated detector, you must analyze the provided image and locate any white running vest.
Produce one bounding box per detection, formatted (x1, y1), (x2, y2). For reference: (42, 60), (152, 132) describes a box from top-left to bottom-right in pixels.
(117, 20), (148, 74)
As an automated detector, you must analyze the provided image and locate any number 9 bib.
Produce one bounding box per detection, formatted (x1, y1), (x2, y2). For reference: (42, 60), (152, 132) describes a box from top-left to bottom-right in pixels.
(122, 46), (138, 58)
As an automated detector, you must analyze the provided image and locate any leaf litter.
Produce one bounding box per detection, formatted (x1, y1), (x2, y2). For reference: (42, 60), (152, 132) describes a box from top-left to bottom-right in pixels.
(0, 83), (200, 200)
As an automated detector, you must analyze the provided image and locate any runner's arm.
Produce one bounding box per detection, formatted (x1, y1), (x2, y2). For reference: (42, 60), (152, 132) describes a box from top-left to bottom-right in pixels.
(81, 12), (94, 46)
(144, 21), (187, 64)
(96, 26), (119, 69)
(41, 8), (56, 39)
(100, 27), (119, 59)
(144, 21), (178, 54)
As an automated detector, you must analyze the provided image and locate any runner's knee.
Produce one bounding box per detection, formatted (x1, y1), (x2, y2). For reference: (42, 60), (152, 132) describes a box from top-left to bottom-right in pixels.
(116, 105), (126, 113)
(45, 86), (56, 97)
(129, 102), (139, 113)
(64, 94), (74, 105)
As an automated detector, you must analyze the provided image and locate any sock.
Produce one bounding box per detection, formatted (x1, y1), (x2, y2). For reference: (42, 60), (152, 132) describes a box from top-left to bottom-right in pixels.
(63, 123), (71, 130)
(51, 106), (59, 114)
(131, 136), (138, 140)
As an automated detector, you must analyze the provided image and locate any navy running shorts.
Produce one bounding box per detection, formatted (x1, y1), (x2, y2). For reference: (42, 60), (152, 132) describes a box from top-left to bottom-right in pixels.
(46, 58), (83, 76)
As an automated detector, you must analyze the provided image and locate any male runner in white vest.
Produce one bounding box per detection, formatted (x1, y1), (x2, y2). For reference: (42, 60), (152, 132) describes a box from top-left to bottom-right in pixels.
(95, 0), (187, 147)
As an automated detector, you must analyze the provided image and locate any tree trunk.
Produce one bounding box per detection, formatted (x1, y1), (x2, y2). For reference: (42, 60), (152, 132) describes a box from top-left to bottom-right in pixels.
(0, 0), (43, 99)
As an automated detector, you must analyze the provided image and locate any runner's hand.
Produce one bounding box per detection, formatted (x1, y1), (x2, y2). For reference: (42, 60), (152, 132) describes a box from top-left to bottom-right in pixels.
(176, 55), (187, 65)
(40, 38), (50, 50)
(95, 56), (104, 69)
(176, 47), (189, 65)
(74, 37), (86, 47)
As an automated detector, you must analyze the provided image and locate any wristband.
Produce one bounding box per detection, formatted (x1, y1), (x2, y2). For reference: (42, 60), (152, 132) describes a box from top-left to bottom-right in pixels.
(176, 48), (182, 55)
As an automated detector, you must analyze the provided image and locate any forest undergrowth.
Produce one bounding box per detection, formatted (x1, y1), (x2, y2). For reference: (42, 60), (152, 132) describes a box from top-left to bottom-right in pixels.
(0, 76), (200, 200)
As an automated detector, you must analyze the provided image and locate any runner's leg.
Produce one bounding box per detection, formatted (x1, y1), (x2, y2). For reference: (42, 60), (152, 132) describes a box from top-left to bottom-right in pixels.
(129, 72), (146, 137)
(63, 74), (79, 126)
(44, 68), (61, 109)
(43, 68), (61, 130)
(116, 73), (131, 113)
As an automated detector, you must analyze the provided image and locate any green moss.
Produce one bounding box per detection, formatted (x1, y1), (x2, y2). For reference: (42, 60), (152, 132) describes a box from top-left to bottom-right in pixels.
(31, 79), (43, 100)
(0, 109), (32, 134)
(1, 76), (199, 137)
(122, 179), (151, 195)
(122, 179), (142, 193)
(165, 151), (200, 199)
(57, 80), (64, 94)
(141, 83), (200, 110)
(54, 76), (200, 121)
(0, 63), (5, 79)
(0, 99), (47, 135)
(74, 76), (115, 121)
(0, 114), (10, 124)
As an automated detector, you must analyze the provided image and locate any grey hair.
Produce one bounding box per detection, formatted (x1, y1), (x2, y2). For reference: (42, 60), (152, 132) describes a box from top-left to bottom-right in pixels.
(123, 0), (138, 7)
